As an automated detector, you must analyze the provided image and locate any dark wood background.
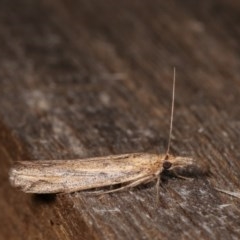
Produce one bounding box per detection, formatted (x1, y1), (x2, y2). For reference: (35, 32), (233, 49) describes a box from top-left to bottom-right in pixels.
(1, 0), (240, 239)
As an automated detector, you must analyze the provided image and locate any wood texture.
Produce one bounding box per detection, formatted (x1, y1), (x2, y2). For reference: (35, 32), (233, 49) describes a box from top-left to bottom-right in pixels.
(0, 0), (240, 239)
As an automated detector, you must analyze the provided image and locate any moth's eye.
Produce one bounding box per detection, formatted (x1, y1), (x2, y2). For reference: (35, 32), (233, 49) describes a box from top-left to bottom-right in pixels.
(163, 161), (172, 170)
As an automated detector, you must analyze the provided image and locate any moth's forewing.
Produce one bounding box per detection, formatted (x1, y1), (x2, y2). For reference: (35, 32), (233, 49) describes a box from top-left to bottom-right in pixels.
(9, 153), (162, 194)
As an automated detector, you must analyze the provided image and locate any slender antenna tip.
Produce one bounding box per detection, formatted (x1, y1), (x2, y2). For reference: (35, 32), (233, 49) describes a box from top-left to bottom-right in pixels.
(165, 67), (176, 159)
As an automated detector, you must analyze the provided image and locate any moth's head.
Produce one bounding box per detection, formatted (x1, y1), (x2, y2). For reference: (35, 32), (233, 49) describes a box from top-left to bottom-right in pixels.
(162, 160), (172, 170)
(161, 153), (173, 170)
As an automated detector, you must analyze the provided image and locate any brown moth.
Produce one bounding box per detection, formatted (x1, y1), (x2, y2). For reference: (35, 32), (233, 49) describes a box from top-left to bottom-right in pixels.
(9, 69), (208, 194)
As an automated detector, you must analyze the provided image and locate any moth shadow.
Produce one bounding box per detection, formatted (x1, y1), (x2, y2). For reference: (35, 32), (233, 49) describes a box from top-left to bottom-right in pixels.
(31, 193), (56, 205)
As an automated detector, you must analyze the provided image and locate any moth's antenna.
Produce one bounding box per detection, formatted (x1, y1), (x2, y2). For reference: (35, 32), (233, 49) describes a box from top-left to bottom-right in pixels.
(165, 67), (176, 160)
(155, 68), (176, 206)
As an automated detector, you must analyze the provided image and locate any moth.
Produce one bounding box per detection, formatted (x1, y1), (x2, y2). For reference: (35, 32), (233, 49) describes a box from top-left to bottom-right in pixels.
(9, 69), (208, 194)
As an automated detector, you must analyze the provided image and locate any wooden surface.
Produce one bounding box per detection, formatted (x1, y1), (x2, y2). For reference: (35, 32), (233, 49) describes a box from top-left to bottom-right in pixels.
(1, 0), (240, 239)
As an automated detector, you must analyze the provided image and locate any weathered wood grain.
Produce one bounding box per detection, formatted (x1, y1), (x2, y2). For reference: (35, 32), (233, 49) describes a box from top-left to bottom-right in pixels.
(0, 0), (240, 239)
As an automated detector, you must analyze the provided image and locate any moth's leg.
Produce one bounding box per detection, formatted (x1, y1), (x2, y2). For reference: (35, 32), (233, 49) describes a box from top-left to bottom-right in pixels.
(171, 170), (193, 180)
(155, 176), (160, 206)
(94, 175), (155, 195)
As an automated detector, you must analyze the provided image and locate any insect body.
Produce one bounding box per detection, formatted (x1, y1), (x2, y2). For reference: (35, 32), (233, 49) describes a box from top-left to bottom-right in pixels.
(9, 153), (197, 194)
